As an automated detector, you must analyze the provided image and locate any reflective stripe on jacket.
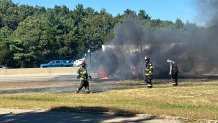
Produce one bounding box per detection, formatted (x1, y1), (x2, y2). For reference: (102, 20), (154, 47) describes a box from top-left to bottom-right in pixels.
(77, 67), (88, 81)
(145, 62), (153, 76)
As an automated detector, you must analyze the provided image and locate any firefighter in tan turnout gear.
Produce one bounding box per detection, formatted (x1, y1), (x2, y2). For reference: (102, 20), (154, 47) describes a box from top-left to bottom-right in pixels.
(144, 56), (153, 88)
(76, 62), (92, 93)
(167, 59), (178, 86)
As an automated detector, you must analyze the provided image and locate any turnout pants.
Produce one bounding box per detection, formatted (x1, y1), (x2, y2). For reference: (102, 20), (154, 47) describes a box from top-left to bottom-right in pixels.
(172, 72), (178, 86)
(77, 80), (89, 92)
(145, 75), (153, 88)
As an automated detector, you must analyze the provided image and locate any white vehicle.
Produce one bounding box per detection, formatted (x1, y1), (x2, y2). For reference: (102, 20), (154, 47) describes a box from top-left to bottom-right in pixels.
(73, 58), (85, 66)
(0, 65), (7, 68)
(73, 54), (86, 66)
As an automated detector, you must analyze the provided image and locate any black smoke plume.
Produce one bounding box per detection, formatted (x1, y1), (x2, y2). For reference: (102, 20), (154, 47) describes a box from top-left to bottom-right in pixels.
(86, 0), (218, 79)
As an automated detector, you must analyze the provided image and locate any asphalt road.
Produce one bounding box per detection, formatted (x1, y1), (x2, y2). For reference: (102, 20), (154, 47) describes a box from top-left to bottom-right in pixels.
(0, 75), (146, 94)
(0, 75), (77, 82)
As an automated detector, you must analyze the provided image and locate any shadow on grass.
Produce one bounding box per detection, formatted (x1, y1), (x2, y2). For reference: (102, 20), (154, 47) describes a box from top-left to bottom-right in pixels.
(0, 106), (155, 123)
(50, 106), (137, 116)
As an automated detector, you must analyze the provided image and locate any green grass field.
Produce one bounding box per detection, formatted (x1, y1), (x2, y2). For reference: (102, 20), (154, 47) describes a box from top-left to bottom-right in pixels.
(0, 80), (217, 121)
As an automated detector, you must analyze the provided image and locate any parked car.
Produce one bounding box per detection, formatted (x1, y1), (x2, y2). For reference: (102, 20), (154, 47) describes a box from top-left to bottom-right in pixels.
(0, 65), (7, 68)
(40, 60), (73, 68)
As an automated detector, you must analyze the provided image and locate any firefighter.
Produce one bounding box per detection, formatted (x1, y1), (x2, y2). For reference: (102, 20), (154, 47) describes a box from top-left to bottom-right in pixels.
(76, 62), (92, 93)
(167, 59), (178, 86)
(144, 56), (153, 88)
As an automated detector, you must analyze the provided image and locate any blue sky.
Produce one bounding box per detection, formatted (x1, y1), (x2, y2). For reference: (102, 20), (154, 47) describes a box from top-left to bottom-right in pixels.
(12, 0), (197, 24)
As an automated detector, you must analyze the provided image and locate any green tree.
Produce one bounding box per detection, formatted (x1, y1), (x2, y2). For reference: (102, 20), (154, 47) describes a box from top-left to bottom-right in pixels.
(138, 10), (151, 20)
(174, 18), (184, 29)
(13, 14), (50, 67)
(0, 1), (182, 68)
(124, 9), (136, 16)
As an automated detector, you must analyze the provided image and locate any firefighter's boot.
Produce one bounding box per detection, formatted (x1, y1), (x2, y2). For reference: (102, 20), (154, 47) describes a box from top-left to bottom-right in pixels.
(75, 88), (79, 93)
(85, 89), (90, 94)
(172, 82), (178, 86)
(147, 84), (152, 88)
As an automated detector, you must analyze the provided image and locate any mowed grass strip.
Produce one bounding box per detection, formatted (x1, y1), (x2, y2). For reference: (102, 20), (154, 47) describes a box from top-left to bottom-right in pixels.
(0, 81), (217, 120)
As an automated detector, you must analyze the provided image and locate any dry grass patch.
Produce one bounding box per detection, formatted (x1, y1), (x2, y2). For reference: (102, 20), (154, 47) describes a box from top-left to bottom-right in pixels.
(0, 80), (217, 121)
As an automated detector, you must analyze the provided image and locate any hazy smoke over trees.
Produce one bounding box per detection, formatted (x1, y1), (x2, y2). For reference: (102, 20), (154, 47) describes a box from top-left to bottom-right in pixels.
(87, 0), (218, 79)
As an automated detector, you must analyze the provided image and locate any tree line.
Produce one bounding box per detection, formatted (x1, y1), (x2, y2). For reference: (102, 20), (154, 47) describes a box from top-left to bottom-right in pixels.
(0, 0), (184, 68)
